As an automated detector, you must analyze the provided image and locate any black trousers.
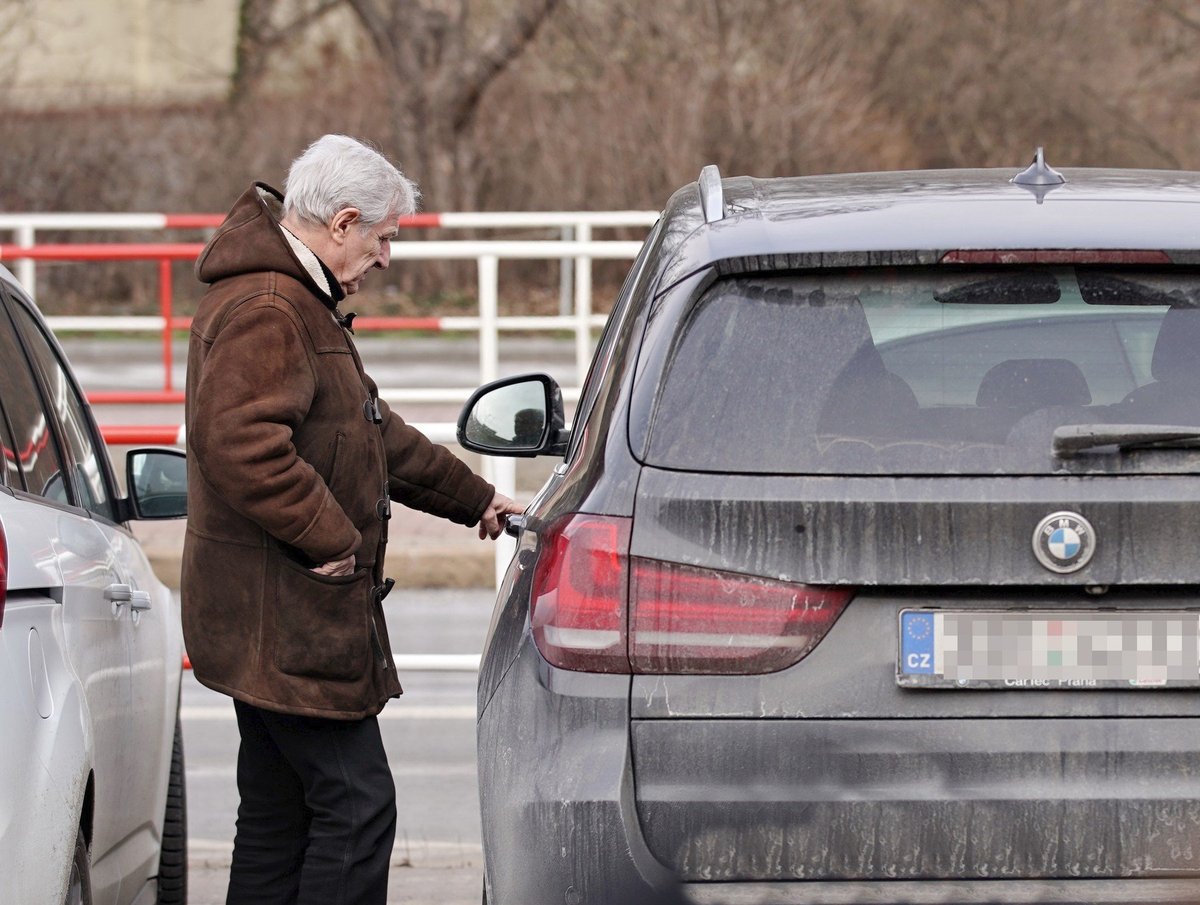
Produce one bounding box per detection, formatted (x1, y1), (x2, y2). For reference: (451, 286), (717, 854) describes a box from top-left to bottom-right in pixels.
(225, 699), (397, 905)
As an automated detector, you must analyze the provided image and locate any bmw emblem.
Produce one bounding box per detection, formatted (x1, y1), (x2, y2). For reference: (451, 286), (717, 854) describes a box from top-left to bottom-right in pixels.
(1032, 511), (1096, 574)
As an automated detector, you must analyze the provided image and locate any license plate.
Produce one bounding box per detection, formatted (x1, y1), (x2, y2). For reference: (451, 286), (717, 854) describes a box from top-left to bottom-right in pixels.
(897, 609), (1200, 689)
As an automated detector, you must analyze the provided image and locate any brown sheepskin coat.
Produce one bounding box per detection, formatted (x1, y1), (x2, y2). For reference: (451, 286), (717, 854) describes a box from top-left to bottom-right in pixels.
(181, 183), (493, 719)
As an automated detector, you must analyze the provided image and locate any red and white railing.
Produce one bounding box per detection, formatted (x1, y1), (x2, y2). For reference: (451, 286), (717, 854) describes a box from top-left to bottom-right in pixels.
(1, 211), (654, 588)
(0, 210), (656, 405)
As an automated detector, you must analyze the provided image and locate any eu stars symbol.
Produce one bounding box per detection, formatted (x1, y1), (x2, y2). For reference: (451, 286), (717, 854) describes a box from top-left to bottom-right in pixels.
(901, 612), (935, 674)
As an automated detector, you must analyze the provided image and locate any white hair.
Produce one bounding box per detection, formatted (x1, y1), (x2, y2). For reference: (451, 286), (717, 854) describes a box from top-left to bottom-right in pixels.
(283, 134), (418, 229)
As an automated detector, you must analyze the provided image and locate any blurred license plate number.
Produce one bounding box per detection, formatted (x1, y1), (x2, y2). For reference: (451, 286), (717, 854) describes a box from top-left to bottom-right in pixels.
(897, 610), (1200, 689)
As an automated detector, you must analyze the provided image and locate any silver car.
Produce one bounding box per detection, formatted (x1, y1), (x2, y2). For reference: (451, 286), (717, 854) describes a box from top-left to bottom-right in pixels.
(0, 264), (187, 905)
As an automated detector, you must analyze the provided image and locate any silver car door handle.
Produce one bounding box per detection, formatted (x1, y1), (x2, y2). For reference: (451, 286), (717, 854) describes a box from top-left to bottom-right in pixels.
(104, 584), (132, 603)
(504, 514), (527, 538)
(130, 591), (152, 612)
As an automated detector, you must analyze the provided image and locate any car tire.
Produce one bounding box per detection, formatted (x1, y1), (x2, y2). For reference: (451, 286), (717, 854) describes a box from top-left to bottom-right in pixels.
(65, 826), (92, 905)
(155, 715), (187, 905)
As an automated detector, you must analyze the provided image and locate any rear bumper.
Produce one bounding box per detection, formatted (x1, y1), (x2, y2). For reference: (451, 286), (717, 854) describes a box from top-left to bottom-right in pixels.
(683, 878), (1200, 905)
(479, 636), (1200, 898)
(633, 717), (1200, 882)
(477, 637), (685, 905)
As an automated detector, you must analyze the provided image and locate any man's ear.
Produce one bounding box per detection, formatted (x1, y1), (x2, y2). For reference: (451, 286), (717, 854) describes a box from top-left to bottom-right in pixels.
(329, 207), (361, 244)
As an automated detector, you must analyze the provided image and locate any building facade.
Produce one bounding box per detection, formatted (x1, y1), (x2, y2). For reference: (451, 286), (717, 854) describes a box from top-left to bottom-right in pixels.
(0, 0), (240, 108)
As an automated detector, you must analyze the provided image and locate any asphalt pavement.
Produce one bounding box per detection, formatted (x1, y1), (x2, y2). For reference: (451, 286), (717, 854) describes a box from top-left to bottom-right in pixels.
(183, 588), (496, 904)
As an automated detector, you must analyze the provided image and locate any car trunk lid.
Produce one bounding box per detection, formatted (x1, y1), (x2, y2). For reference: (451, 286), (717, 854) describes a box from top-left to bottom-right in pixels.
(632, 469), (1200, 587)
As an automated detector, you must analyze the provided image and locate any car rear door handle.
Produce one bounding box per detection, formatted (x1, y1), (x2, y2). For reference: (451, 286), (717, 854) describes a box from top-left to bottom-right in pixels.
(504, 515), (527, 538)
(104, 584), (132, 603)
(104, 584), (151, 618)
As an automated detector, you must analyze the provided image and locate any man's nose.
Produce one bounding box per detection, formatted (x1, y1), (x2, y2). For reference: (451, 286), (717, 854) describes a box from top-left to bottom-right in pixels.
(376, 240), (391, 270)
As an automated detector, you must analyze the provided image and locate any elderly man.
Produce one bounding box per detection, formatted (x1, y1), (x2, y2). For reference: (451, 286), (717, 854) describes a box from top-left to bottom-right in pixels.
(182, 134), (521, 904)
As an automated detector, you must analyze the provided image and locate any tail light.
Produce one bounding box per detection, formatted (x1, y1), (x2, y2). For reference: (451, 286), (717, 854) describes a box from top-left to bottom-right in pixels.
(630, 558), (853, 674)
(529, 513), (854, 674)
(530, 515), (632, 673)
(0, 517), (7, 629)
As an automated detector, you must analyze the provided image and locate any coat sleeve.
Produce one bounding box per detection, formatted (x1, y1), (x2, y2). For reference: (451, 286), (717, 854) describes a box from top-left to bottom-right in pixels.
(189, 302), (360, 562)
(377, 397), (494, 526)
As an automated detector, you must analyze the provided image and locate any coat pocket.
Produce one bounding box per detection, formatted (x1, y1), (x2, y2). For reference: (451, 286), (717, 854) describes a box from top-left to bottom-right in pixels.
(322, 431), (345, 485)
(273, 557), (372, 681)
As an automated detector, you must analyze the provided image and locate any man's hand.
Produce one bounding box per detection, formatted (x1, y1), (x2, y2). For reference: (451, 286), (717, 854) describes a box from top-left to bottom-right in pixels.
(311, 554), (355, 577)
(478, 492), (524, 540)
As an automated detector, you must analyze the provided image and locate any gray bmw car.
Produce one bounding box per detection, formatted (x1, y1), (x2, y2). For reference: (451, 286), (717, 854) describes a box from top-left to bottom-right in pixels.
(459, 152), (1200, 905)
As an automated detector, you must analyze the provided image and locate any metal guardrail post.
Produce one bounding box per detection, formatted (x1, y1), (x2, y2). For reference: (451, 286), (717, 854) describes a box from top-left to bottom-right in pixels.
(574, 224), (593, 381)
(474, 254), (518, 588)
(477, 254), (499, 385)
(159, 259), (174, 392)
(559, 225), (574, 316)
(16, 224), (34, 298)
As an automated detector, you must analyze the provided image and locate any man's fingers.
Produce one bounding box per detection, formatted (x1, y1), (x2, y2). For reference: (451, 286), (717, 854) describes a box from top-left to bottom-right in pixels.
(311, 555), (355, 576)
(477, 494), (524, 541)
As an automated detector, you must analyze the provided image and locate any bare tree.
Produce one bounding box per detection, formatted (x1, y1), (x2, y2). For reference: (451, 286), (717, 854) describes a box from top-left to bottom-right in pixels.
(11, 0), (1200, 313)
(850, 0), (1200, 170)
(230, 0), (345, 101)
(465, 0), (909, 212)
(344, 0), (563, 210)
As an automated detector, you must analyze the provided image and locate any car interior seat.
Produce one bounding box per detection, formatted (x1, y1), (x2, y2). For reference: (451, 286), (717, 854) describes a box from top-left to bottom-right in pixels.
(1119, 306), (1200, 421)
(817, 307), (920, 437)
(976, 358), (1092, 414)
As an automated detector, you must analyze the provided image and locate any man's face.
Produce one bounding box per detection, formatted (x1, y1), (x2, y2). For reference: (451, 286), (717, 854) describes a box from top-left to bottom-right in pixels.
(332, 212), (399, 296)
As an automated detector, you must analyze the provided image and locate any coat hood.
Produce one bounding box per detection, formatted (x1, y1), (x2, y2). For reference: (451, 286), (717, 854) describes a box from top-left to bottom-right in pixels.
(196, 182), (343, 305)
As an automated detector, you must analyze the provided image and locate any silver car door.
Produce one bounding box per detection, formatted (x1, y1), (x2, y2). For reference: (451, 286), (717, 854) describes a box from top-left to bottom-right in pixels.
(3, 294), (141, 902)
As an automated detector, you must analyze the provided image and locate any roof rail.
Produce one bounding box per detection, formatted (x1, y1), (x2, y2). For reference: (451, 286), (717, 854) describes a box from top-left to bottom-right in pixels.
(697, 164), (725, 223)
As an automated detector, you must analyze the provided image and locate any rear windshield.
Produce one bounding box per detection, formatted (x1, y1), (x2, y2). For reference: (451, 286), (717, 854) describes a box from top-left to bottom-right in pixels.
(645, 266), (1200, 475)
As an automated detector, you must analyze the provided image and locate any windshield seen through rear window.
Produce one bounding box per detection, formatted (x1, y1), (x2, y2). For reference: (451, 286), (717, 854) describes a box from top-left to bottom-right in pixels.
(646, 266), (1200, 475)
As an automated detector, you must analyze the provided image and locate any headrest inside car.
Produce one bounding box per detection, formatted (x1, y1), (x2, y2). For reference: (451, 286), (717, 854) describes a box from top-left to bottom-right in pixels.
(976, 358), (1092, 410)
(1151, 306), (1200, 384)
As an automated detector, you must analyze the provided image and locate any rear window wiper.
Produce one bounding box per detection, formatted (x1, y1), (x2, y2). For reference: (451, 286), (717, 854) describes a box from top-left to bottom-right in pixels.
(1052, 424), (1200, 457)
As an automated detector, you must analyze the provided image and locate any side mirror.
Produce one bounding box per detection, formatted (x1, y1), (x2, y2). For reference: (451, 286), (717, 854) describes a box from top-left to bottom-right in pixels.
(124, 448), (188, 520)
(457, 373), (569, 457)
